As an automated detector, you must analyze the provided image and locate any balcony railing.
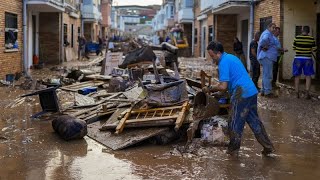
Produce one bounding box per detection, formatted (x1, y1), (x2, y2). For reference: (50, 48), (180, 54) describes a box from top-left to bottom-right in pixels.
(211, 0), (252, 9)
(65, 0), (78, 9)
(200, 0), (214, 11)
(28, 0), (64, 5)
(82, 3), (102, 21)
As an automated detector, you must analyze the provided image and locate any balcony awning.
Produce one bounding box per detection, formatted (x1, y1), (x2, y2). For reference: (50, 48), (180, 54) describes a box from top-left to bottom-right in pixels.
(27, 1), (64, 12)
(212, 1), (250, 14)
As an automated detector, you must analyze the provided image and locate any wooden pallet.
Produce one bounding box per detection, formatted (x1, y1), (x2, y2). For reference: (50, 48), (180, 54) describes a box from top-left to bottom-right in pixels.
(115, 101), (190, 134)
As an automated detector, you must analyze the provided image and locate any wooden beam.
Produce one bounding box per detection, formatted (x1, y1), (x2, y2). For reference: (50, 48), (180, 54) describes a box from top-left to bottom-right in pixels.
(174, 101), (190, 131)
(125, 116), (178, 123)
(115, 107), (132, 134)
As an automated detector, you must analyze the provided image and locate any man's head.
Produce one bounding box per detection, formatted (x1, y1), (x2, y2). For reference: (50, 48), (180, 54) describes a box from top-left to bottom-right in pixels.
(302, 26), (310, 35)
(254, 32), (260, 41)
(274, 27), (280, 37)
(267, 23), (276, 33)
(207, 41), (224, 62)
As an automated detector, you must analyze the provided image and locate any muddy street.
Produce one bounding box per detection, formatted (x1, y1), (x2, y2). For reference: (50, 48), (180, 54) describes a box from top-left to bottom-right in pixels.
(0, 84), (319, 180)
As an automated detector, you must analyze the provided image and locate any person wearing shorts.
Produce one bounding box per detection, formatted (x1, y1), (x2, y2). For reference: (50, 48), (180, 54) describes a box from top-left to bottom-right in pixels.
(292, 26), (317, 99)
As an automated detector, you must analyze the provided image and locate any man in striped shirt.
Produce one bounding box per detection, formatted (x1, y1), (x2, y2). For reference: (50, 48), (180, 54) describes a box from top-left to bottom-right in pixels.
(292, 26), (317, 99)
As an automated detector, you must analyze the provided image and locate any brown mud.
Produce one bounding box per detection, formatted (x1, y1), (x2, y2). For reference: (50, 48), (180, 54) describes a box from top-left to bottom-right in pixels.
(0, 68), (320, 179)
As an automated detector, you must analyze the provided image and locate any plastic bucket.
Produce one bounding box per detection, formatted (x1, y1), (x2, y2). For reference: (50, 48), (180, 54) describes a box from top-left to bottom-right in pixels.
(6, 74), (15, 83)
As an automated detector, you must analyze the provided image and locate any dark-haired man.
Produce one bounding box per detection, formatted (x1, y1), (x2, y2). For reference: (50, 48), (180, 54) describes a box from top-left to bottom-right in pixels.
(292, 26), (317, 99)
(204, 41), (275, 156)
(250, 32), (261, 89)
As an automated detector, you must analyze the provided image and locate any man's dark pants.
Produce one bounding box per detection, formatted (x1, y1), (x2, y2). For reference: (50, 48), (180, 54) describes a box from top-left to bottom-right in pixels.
(250, 59), (260, 89)
(272, 56), (281, 84)
(228, 94), (274, 152)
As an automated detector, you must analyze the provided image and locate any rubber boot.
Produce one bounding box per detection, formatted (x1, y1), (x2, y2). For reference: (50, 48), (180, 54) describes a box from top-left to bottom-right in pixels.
(254, 126), (275, 155)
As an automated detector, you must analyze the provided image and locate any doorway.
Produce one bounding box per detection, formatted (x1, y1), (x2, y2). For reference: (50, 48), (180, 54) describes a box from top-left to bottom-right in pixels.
(241, 19), (249, 68)
(316, 13), (320, 79)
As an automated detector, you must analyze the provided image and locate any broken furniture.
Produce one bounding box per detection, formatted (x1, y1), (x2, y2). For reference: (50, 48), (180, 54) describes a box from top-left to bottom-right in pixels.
(101, 101), (190, 134)
(21, 86), (60, 118)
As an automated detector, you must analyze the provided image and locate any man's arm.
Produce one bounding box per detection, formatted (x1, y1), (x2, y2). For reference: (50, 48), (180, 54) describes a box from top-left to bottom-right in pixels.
(259, 34), (269, 51)
(209, 82), (228, 92)
(312, 37), (317, 52)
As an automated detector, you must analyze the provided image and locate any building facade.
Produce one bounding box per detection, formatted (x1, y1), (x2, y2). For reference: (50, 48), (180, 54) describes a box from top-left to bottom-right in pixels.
(26, 0), (81, 69)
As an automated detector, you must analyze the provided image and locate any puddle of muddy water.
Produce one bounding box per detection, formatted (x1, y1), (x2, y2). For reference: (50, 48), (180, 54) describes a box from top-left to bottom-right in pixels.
(1, 78), (320, 179)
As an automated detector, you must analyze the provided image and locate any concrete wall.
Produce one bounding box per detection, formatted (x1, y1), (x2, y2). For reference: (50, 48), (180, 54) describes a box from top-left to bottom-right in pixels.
(237, 11), (250, 69)
(39, 12), (60, 65)
(0, 0), (23, 79)
(282, 0), (317, 79)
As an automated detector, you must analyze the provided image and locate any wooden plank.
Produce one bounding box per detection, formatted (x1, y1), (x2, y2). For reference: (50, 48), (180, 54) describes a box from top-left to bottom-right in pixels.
(68, 105), (101, 117)
(87, 122), (169, 150)
(101, 120), (176, 130)
(125, 116), (178, 123)
(60, 81), (104, 92)
(174, 101), (190, 131)
(115, 107), (132, 134)
(130, 105), (183, 114)
(100, 108), (129, 130)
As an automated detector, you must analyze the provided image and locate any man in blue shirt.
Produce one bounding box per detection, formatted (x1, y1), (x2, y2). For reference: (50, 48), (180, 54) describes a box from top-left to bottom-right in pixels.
(204, 41), (275, 156)
(258, 23), (278, 97)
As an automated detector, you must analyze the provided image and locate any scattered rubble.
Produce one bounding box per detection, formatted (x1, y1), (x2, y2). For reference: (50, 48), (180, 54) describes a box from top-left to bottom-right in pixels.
(1, 46), (231, 150)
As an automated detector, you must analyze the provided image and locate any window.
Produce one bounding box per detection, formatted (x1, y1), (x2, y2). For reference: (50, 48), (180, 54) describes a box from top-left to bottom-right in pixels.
(295, 26), (303, 36)
(5, 12), (18, 50)
(194, 28), (198, 44)
(71, 24), (74, 48)
(64, 24), (69, 46)
(260, 16), (272, 33)
(170, 6), (174, 18)
(208, 25), (213, 42)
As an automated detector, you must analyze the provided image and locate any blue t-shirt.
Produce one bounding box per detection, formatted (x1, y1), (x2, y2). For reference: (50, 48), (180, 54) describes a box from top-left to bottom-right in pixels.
(218, 52), (258, 98)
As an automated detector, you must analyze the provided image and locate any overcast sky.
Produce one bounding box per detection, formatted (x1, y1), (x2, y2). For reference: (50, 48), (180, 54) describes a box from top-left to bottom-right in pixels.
(113, 0), (162, 6)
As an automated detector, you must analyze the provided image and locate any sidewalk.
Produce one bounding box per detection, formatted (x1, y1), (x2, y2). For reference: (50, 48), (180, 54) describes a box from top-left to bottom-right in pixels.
(277, 79), (320, 98)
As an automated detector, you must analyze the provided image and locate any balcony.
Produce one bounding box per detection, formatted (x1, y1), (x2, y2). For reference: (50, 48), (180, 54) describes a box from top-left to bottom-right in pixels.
(81, 2), (102, 22)
(178, 8), (193, 23)
(27, 0), (65, 12)
(177, 0), (194, 23)
(211, 0), (253, 14)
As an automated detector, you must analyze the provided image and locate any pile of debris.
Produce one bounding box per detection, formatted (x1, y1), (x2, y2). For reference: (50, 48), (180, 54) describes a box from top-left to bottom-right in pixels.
(13, 45), (230, 150)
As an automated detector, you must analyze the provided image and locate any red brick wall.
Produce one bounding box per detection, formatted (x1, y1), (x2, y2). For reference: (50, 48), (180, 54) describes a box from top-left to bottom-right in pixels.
(254, 0), (281, 32)
(39, 12), (60, 65)
(215, 14), (237, 53)
(0, 0), (23, 79)
(101, 0), (111, 27)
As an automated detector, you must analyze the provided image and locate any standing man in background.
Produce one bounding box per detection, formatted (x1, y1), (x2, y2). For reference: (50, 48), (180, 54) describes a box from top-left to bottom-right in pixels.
(250, 32), (261, 90)
(258, 22), (278, 98)
(272, 27), (287, 87)
(292, 26), (317, 99)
